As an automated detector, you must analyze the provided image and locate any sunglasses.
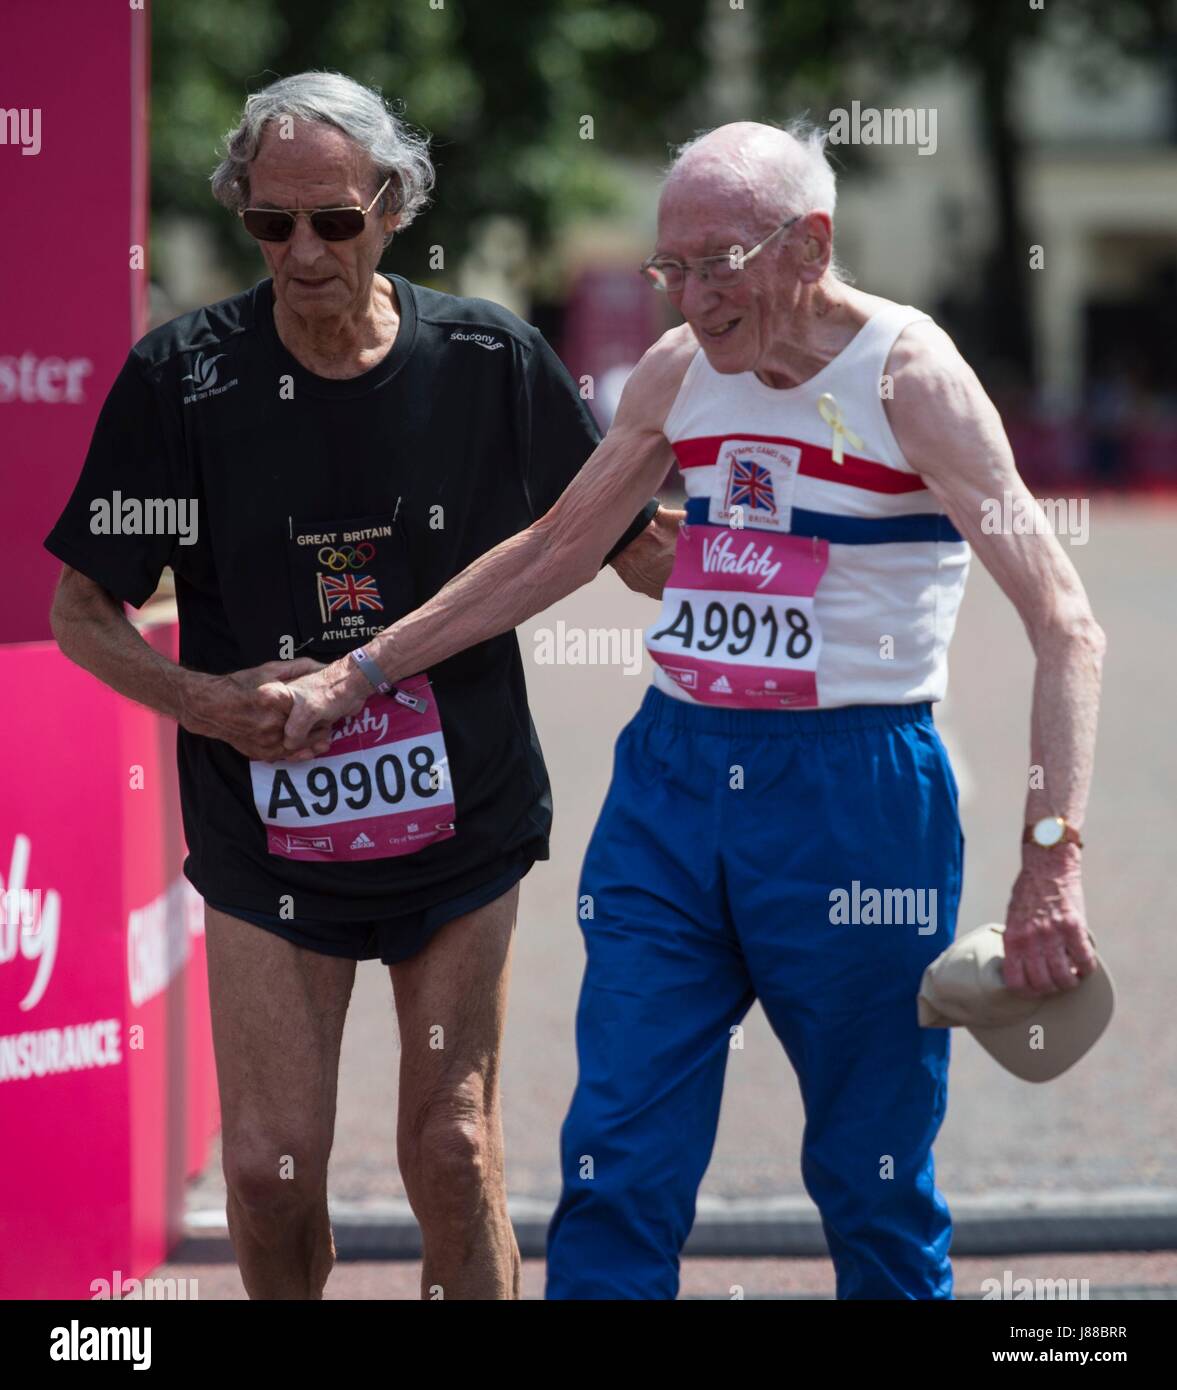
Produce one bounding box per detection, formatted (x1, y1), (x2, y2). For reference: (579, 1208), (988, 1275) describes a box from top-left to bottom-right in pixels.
(240, 176), (392, 243)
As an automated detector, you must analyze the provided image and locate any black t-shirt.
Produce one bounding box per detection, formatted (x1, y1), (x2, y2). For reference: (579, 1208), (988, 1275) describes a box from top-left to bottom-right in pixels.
(45, 274), (649, 919)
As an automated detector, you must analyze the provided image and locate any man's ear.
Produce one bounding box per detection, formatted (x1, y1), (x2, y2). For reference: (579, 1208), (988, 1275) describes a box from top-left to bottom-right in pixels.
(796, 212), (833, 282)
(381, 177), (404, 240)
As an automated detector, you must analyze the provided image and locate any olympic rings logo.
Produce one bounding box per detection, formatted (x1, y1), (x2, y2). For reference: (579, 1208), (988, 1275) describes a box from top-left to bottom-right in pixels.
(317, 543), (376, 571)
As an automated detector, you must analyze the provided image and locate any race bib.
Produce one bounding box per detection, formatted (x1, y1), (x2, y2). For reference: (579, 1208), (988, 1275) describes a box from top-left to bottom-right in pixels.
(646, 523), (828, 707)
(249, 674), (456, 862)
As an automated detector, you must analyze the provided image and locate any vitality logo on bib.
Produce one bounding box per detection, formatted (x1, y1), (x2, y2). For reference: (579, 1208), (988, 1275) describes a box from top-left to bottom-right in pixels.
(249, 675), (457, 863)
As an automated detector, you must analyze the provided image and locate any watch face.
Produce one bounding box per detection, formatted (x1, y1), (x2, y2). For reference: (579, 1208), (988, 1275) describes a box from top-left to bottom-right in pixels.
(1033, 816), (1065, 847)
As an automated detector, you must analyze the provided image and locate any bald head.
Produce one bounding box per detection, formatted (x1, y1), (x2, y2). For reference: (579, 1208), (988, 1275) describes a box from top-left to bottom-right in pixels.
(649, 119), (840, 375)
(661, 120), (836, 228)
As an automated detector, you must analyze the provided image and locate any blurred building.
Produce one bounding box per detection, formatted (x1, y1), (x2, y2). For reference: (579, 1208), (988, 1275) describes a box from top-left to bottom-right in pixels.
(547, 38), (1177, 489)
(146, 22), (1177, 490)
(833, 48), (1177, 413)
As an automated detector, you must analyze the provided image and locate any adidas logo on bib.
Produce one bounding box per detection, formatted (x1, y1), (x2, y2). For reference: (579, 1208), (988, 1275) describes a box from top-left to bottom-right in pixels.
(349, 832), (377, 850)
(709, 675), (733, 694)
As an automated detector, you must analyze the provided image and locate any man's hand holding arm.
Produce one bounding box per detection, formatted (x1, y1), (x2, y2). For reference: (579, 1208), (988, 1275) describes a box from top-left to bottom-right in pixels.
(887, 323), (1106, 999)
(609, 502), (685, 600)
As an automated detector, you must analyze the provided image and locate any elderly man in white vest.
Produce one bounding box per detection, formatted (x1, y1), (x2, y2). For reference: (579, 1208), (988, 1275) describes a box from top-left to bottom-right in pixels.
(281, 120), (1105, 1301)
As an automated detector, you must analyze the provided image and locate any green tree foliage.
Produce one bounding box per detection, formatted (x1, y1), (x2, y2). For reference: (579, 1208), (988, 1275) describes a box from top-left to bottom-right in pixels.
(152, 0), (1174, 381)
(757, 0), (1176, 383)
(151, 0), (709, 286)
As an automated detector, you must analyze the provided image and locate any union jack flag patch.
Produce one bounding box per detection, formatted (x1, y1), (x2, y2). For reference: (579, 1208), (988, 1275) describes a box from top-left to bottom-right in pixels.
(319, 572), (385, 615)
(725, 458), (777, 515)
(710, 439), (801, 533)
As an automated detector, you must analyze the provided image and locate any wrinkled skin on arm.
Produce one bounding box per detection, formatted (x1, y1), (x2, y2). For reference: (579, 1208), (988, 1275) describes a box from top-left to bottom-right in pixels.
(885, 321), (1106, 999)
(277, 326), (699, 757)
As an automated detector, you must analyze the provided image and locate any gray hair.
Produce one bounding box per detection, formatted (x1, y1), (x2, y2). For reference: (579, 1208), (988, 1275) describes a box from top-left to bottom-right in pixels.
(210, 72), (434, 237)
(668, 117), (838, 220)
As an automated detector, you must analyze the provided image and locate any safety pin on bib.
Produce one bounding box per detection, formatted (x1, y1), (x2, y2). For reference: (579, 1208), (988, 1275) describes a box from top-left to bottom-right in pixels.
(392, 685), (429, 714)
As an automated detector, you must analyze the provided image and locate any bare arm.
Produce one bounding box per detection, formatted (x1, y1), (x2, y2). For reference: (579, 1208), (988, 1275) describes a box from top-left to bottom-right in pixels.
(281, 326), (698, 751)
(886, 321), (1105, 997)
(51, 566), (190, 720)
(49, 566), (319, 761)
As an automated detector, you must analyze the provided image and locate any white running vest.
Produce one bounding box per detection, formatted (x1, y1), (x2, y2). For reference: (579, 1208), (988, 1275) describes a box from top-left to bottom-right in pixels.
(646, 303), (970, 709)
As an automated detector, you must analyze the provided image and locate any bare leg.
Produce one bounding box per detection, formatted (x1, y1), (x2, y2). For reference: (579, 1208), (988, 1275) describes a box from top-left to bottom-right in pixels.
(391, 885), (521, 1300)
(205, 905), (356, 1299)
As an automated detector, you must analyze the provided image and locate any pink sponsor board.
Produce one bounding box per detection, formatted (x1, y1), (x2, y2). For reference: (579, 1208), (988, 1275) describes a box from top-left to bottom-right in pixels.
(0, 647), (127, 1297)
(0, 629), (214, 1298)
(141, 620), (220, 1182)
(0, 2), (149, 643)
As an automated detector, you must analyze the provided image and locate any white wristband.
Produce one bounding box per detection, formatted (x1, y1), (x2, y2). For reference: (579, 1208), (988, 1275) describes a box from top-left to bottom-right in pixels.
(349, 646), (392, 694)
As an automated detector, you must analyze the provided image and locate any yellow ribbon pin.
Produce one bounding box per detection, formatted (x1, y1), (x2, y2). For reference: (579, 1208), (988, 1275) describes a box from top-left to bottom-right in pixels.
(817, 392), (864, 465)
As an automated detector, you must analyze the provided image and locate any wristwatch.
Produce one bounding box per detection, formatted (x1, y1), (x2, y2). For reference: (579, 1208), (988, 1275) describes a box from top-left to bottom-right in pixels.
(1023, 815), (1084, 850)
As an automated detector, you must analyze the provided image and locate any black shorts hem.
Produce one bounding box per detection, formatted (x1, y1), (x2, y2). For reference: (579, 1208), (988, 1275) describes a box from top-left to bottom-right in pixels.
(205, 853), (533, 965)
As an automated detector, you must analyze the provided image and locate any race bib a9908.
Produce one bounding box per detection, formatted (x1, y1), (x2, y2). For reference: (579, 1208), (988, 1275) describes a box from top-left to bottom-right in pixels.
(249, 673), (456, 862)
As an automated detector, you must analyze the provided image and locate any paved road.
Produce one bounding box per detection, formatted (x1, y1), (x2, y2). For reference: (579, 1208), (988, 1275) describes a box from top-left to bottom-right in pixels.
(157, 1251), (1177, 1300)
(188, 497), (1175, 1216)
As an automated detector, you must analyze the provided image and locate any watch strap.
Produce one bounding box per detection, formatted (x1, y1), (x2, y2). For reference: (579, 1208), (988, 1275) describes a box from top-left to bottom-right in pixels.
(1022, 818), (1084, 849)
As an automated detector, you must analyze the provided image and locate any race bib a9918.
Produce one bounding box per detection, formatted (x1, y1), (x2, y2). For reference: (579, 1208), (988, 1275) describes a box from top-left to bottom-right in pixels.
(645, 523), (828, 708)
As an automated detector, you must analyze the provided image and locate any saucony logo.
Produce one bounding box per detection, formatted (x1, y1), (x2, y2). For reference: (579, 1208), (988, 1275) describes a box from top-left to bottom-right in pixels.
(448, 331), (504, 351)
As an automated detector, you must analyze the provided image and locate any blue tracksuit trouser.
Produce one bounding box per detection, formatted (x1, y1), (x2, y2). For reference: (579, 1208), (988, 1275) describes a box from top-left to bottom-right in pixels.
(546, 690), (964, 1299)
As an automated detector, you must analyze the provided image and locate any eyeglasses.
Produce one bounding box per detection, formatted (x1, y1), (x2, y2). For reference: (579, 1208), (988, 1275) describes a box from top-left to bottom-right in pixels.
(240, 176), (393, 243)
(639, 215), (801, 293)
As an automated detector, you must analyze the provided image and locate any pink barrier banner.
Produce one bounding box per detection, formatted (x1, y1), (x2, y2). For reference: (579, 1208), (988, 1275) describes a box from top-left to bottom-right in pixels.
(0, 1), (149, 643)
(0, 5), (217, 1299)
(0, 625), (217, 1299)
(141, 621), (221, 1184)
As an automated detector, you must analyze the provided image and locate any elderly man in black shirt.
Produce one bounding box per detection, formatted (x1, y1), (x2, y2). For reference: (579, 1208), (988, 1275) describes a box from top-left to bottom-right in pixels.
(45, 71), (674, 1301)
